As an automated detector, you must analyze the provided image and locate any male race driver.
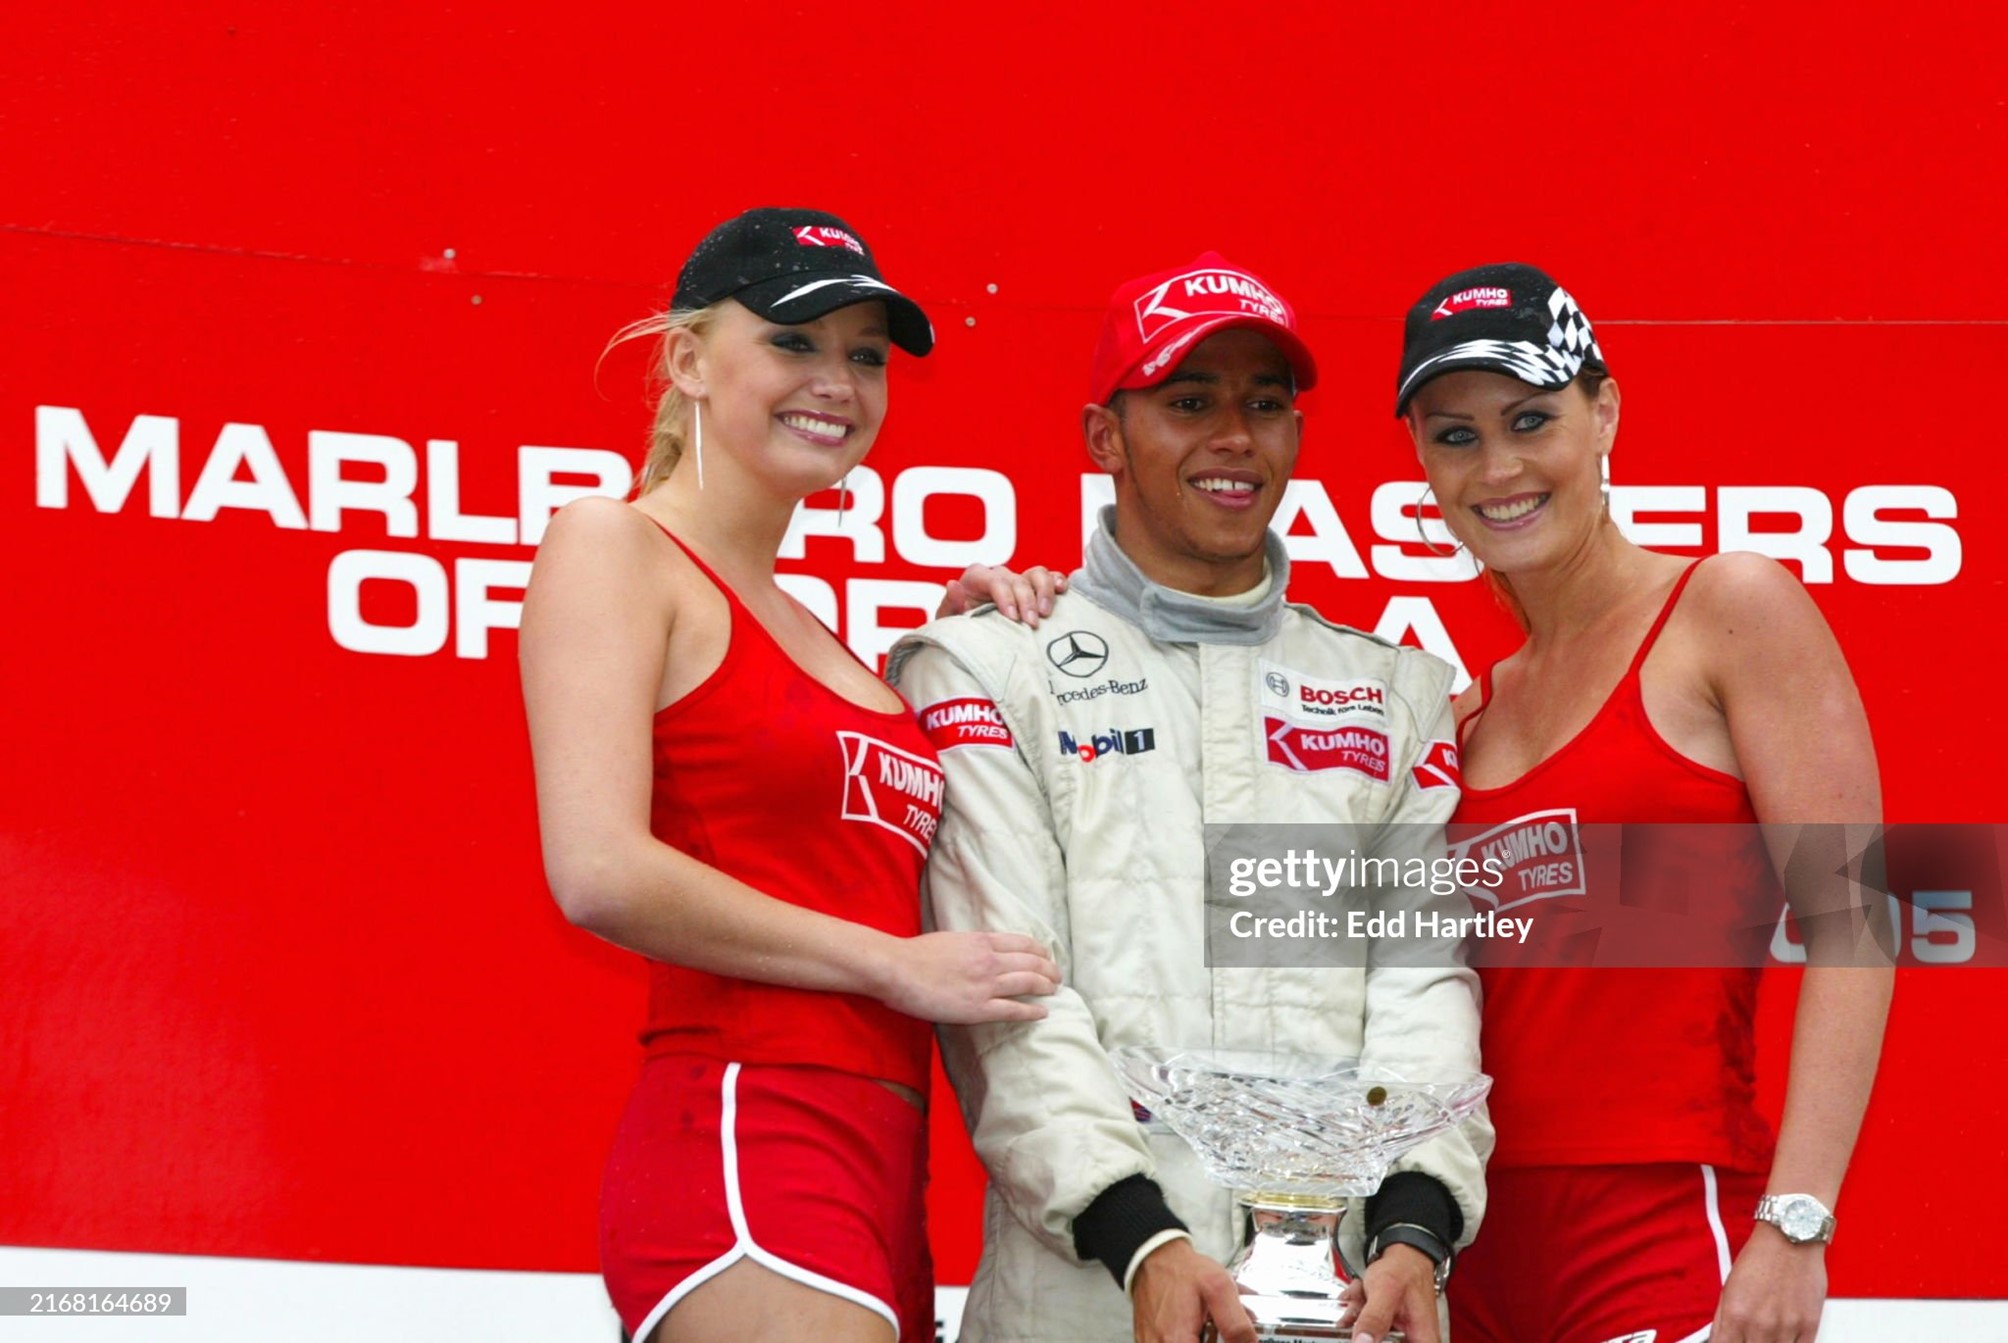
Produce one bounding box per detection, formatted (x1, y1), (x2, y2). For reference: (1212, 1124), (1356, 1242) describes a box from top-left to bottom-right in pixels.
(887, 255), (1491, 1343)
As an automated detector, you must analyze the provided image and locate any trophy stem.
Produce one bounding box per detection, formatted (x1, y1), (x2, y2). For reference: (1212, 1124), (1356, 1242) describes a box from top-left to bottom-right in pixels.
(1215, 1194), (1400, 1342)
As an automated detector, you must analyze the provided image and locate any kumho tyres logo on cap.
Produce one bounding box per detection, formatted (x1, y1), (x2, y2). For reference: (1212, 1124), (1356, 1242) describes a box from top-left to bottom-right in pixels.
(792, 225), (865, 254)
(1133, 267), (1288, 341)
(1431, 286), (1512, 320)
(1046, 630), (1110, 679)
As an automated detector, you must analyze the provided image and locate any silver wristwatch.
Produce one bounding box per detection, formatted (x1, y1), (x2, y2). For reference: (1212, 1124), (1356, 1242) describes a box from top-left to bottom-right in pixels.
(1754, 1193), (1836, 1245)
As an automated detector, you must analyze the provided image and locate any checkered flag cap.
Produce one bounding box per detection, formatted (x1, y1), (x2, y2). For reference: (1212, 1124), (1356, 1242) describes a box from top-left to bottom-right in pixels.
(1394, 263), (1607, 416)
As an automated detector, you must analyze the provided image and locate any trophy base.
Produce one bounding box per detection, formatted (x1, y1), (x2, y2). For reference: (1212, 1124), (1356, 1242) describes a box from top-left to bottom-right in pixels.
(1206, 1303), (1404, 1343)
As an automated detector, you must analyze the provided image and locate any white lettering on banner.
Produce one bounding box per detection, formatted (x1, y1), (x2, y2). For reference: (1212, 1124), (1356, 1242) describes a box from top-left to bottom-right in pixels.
(427, 440), (517, 545)
(455, 560), (531, 659)
(1843, 486), (1961, 585)
(1718, 485), (1834, 582)
(1770, 889), (1976, 965)
(781, 466), (887, 563)
(182, 423), (307, 528)
(1369, 481), (1482, 583)
(35, 407), (180, 517)
(517, 446), (631, 545)
(27, 409), (1973, 668)
(890, 467), (1016, 567)
(1609, 485), (1706, 549)
(309, 432), (419, 537)
(847, 579), (949, 668)
(328, 550), (450, 656)
(1372, 598), (1472, 693)
(328, 553), (528, 659)
(1271, 480), (1370, 578)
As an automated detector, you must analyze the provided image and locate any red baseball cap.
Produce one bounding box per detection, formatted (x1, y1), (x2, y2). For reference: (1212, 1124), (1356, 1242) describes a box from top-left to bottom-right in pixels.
(1086, 252), (1318, 404)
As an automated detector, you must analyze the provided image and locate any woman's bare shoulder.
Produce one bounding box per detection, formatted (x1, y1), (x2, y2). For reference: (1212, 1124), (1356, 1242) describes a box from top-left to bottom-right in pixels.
(1681, 550), (1829, 639)
(524, 496), (704, 638)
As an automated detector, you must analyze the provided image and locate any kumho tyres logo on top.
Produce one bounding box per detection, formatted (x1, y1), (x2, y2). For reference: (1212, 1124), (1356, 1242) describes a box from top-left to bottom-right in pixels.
(1449, 808), (1586, 911)
(837, 731), (945, 853)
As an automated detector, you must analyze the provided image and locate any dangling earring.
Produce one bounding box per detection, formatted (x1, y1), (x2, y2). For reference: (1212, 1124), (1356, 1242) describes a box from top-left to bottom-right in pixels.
(1599, 455), (1611, 514)
(1415, 485), (1464, 559)
(690, 399), (706, 490)
(837, 473), (849, 529)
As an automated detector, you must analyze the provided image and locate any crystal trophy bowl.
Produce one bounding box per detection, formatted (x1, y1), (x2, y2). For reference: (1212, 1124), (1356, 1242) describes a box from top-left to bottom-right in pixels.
(1110, 1047), (1490, 1342)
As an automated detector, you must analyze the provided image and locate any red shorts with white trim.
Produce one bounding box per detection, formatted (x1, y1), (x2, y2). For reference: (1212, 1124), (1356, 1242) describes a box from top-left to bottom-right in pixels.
(1449, 1163), (1764, 1343)
(600, 1054), (932, 1343)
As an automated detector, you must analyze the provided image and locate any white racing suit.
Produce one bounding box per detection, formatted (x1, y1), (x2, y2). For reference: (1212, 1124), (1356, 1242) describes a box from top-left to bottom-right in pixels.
(886, 513), (1491, 1343)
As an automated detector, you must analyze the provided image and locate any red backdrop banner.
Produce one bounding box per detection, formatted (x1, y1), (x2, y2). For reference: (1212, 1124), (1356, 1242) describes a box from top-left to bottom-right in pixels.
(3, 0), (2002, 1302)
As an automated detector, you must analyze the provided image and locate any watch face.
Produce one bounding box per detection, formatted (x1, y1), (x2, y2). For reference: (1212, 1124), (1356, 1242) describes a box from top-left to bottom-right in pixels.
(1777, 1196), (1827, 1242)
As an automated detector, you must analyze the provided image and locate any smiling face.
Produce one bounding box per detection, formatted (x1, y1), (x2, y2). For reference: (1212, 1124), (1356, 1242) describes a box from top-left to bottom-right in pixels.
(674, 298), (891, 497)
(1406, 368), (1620, 577)
(1083, 328), (1302, 595)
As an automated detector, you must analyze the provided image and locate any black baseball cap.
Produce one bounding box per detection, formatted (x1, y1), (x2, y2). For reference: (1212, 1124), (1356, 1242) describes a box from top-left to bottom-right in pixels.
(1394, 263), (1607, 416)
(672, 207), (935, 356)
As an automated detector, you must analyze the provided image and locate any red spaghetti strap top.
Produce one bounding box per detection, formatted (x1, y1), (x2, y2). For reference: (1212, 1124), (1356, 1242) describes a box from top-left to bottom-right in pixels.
(637, 522), (939, 1092)
(1454, 559), (1778, 1171)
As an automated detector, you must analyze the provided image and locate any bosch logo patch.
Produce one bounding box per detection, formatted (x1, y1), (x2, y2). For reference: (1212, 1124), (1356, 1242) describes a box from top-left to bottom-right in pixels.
(1134, 267), (1287, 342)
(919, 697), (1013, 751)
(1299, 682), (1383, 708)
(837, 730), (944, 853)
(1430, 286), (1513, 320)
(1058, 726), (1157, 763)
(792, 225), (866, 255)
(1046, 631), (1110, 679)
(1260, 663), (1389, 729)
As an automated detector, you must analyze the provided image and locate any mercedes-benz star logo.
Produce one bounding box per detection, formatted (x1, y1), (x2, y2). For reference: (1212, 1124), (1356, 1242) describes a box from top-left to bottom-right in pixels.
(1046, 631), (1110, 679)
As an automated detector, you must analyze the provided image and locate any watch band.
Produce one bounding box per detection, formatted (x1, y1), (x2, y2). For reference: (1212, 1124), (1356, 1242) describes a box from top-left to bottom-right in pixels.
(1367, 1222), (1454, 1293)
(1754, 1193), (1837, 1245)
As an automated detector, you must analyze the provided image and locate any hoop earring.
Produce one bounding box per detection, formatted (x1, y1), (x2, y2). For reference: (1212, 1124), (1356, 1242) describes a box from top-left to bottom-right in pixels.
(1415, 485), (1464, 559)
(692, 399), (705, 490)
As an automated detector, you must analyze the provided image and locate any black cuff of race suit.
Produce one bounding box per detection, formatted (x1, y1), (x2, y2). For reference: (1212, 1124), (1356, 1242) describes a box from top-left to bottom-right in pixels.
(1364, 1171), (1463, 1248)
(1073, 1174), (1190, 1286)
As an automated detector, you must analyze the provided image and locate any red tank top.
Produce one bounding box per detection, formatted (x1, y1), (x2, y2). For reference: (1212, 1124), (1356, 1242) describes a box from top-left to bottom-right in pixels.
(1453, 560), (1776, 1171)
(639, 525), (940, 1092)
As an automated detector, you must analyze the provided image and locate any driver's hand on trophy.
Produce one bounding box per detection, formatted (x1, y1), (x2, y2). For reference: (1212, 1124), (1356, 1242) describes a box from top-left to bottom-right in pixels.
(1130, 1237), (1256, 1343)
(1349, 1243), (1440, 1343)
(1336, 1276), (1366, 1331)
(936, 563), (1066, 626)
